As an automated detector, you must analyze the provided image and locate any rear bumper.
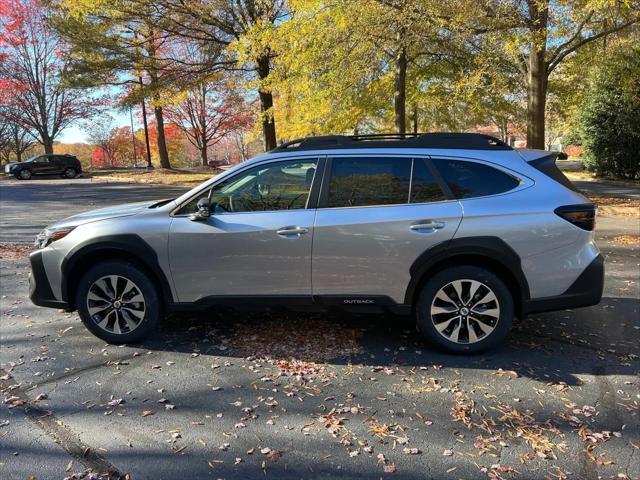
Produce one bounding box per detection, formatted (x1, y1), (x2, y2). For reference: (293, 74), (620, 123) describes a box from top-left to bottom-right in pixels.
(29, 250), (69, 310)
(522, 254), (604, 315)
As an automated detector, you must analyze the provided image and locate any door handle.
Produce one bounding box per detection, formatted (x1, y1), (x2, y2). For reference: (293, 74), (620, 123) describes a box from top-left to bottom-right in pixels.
(276, 226), (309, 236)
(410, 220), (445, 231)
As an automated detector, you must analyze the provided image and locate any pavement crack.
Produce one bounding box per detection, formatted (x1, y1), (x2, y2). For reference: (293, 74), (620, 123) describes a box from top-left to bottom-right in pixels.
(22, 353), (144, 390)
(1, 366), (123, 478)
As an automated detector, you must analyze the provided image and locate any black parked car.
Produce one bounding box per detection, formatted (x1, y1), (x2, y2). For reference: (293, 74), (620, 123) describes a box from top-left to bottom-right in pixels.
(4, 154), (82, 180)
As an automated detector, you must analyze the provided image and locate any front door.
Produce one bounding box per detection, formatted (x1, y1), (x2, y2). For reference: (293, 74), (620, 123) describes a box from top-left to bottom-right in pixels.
(168, 158), (320, 303)
(312, 155), (463, 305)
(31, 156), (56, 175)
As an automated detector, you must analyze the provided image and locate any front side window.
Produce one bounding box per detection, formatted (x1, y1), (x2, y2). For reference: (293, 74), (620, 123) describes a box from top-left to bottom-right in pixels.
(179, 159), (318, 214)
(327, 157), (411, 207)
(434, 159), (520, 199)
(31, 156), (49, 164)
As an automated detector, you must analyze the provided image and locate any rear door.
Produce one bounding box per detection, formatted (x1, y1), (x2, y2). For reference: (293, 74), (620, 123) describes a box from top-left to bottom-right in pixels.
(50, 155), (67, 174)
(311, 155), (462, 305)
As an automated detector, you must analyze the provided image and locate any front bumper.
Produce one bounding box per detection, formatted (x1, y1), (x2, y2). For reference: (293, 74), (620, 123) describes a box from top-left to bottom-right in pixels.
(29, 250), (70, 310)
(523, 254), (604, 315)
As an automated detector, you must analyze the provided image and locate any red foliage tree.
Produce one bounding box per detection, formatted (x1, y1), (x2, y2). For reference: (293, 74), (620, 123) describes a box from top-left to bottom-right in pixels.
(0, 0), (98, 153)
(165, 81), (253, 167)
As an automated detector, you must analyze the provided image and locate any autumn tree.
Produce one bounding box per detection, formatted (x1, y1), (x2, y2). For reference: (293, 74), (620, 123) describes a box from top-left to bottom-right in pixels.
(89, 118), (140, 168)
(484, 1), (640, 149)
(264, 0), (486, 138)
(0, 108), (35, 162)
(51, 0), (208, 168)
(166, 78), (252, 166)
(0, 0), (98, 154)
(155, 0), (286, 151)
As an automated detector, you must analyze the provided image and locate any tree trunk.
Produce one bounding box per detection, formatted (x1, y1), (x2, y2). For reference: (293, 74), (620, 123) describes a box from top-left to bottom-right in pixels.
(394, 47), (407, 134)
(154, 106), (171, 169)
(200, 142), (208, 167)
(527, 51), (548, 149)
(256, 54), (277, 151)
(412, 105), (418, 134)
(526, 0), (549, 150)
(139, 78), (153, 168)
(43, 136), (54, 154)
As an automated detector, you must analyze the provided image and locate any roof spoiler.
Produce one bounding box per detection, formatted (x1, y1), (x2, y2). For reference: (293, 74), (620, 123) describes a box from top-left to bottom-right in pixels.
(520, 150), (579, 192)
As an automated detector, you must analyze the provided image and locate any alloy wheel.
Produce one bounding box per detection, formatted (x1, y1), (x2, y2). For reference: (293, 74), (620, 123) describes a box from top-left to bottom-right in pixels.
(430, 279), (500, 344)
(19, 170), (31, 179)
(86, 275), (146, 334)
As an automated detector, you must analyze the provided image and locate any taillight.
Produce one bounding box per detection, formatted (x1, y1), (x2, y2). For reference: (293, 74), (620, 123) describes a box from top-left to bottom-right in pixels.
(554, 204), (596, 231)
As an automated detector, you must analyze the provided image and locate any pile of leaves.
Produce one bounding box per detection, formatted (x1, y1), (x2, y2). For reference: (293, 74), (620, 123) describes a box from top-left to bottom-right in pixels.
(225, 315), (363, 362)
(612, 235), (640, 246)
(586, 195), (640, 218)
(0, 243), (31, 260)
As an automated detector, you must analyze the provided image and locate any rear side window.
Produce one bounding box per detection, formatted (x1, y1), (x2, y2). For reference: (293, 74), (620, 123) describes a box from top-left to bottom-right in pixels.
(327, 157), (411, 207)
(434, 159), (520, 199)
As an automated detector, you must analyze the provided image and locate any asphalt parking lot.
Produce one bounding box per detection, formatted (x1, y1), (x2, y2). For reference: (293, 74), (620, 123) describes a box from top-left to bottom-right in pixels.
(1, 177), (639, 480)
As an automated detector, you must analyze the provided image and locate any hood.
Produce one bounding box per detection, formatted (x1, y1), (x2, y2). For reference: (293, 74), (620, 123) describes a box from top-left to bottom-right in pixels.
(5, 161), (20, 168)
(50, 200), (160, 228)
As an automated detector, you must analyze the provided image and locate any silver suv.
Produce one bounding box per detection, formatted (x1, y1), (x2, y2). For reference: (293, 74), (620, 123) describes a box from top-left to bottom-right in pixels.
(29, 133), (604, 353)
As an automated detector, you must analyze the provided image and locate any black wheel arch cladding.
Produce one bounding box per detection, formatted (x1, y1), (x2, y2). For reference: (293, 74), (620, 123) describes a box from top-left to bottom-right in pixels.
(61, 234), (174, 308)
(404, 236), (530, 306)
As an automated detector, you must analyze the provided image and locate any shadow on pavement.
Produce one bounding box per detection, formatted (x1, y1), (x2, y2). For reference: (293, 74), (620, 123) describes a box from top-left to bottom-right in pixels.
(132, 295), (639, 387)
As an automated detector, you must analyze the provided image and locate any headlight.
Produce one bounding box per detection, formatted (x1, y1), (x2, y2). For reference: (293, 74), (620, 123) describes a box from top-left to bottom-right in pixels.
(34, 226), (76, 249)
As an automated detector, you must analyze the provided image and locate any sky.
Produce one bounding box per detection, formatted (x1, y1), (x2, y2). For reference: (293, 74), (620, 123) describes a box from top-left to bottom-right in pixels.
(57, 107), (138, 144)
(58, 125), (90, 144)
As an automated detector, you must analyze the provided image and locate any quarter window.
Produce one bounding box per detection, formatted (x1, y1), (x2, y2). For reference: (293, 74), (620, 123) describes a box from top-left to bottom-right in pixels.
(179, 159), (318, 214)
(410, 159), (446, 203)
(327, 157), (411, 207)
(434, 159), (520, 199)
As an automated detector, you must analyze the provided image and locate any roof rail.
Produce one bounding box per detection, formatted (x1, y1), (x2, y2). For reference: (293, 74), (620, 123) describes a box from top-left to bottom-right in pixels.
(271, 132), (512, 152)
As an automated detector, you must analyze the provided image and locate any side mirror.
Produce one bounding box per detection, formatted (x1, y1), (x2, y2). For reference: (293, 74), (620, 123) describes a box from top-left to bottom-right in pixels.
(188, 198), (211, 221)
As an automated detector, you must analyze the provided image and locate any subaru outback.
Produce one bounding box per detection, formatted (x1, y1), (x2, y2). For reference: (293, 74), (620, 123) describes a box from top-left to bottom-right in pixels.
(28, 133), (604, 353)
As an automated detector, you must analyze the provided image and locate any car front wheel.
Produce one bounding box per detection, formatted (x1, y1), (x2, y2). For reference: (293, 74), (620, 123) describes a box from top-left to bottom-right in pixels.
(416, 266), (513, 354)
(76, 261), (161, 344)
(17, 169), (32, 180)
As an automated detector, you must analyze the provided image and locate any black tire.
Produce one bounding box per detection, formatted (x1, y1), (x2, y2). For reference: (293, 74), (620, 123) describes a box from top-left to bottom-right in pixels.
(17, 169), (32, 180)
(64, 167), (77, 179)
(416, 265), (513, 354)
(76, 261), (161, 344)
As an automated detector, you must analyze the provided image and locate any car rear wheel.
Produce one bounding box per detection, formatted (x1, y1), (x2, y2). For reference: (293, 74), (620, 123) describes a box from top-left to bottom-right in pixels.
(76, 261), (161, 344)
(416, 266), (513, 354)
(64, 167), (77, 178)
(17, 169), (32, 180)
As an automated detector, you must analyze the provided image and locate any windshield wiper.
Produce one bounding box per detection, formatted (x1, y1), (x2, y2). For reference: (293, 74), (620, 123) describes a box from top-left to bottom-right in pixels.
(149, 198), (174, 208)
